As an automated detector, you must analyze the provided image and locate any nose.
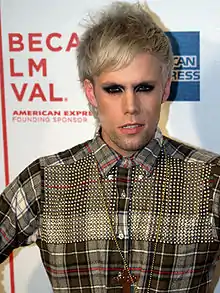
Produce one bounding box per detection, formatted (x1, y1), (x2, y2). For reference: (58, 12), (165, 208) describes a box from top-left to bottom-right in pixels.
(122, 90), (139, 115)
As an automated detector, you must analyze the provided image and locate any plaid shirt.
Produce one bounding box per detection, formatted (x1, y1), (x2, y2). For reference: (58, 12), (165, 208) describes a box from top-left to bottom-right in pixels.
(0, 128), (220, 292)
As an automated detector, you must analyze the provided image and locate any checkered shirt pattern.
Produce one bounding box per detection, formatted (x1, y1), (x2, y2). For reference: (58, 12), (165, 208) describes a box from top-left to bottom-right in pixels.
(0, 128), (220, 292)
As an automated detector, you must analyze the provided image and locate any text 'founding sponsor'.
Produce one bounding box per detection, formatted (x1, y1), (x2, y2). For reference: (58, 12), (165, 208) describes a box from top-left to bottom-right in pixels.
(12, 110), (93, 123)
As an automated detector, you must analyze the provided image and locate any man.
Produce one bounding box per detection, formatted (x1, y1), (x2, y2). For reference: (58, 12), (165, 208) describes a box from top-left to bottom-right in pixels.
(0, 1), (220, 292)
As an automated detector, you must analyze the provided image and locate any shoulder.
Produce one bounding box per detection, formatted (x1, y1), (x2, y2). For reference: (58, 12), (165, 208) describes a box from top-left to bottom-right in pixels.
(39, 138), (93, 168)
(163, 135), (220, 166)
(8, 138), (94, 189)
(1, 138), (93, 200)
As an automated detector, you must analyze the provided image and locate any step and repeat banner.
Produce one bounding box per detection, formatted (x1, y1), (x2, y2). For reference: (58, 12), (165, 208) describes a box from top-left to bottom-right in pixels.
(0, 0), (220, 292)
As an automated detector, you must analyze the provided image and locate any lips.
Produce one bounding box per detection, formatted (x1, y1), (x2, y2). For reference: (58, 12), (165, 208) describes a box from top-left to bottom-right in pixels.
(119, 123), (144, 134)
(120, 123), (144, 129)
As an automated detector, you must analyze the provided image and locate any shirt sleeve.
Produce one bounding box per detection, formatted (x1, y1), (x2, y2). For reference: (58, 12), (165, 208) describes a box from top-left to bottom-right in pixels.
(0, 158), (42, 263)
(211, 157), (220, 242)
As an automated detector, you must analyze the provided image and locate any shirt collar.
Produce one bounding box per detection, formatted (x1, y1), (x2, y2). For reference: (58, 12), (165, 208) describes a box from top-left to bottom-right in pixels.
(90, 127), (163, 177)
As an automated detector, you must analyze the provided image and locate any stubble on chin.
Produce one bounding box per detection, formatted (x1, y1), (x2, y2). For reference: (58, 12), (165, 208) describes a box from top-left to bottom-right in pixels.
(108, 130), (153, 155)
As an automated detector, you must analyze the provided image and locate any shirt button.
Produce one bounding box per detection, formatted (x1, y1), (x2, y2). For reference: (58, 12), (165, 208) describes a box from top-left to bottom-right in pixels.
(121, 191), (126, 199)
(108, 175), (113, 180)
(118, 231), (124, 240)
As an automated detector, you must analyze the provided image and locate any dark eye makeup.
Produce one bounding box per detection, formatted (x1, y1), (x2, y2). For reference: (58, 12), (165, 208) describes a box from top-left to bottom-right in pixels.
(134, 83), (154, 92)
(102, 82), (155, 94)
(102, 85), (123, 94)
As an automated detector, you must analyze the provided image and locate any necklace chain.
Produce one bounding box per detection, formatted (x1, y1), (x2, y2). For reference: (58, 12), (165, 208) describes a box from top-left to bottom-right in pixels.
(97, 146), (170, 293)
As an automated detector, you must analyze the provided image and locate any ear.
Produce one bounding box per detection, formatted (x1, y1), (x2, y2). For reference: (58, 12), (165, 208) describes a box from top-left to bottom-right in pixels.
(162, 77), (172, 103)
(83, 79), (97, 107)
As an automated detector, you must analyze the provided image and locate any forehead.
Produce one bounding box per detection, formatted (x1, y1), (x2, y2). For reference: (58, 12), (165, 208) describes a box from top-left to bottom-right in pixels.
(94, 53), (163, 85)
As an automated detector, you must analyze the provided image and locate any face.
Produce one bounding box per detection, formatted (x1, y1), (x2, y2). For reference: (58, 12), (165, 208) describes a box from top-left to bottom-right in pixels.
(84, 53), (171, 157)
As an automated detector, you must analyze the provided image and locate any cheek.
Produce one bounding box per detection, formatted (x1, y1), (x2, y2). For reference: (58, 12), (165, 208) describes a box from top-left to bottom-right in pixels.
(99, 109), (118, 125)
(97, 103), (118, 126)
(97, 98), (120, 117)
(141, 98), (161, 115)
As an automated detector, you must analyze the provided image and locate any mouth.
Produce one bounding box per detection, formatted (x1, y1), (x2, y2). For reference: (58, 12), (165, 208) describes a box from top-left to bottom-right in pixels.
(120, 123), (144, 129)
(118, 123), (144, 135)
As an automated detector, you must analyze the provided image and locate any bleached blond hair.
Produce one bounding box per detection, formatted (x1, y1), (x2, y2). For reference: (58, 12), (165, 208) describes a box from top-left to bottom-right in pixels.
(76, 1), (174, 122)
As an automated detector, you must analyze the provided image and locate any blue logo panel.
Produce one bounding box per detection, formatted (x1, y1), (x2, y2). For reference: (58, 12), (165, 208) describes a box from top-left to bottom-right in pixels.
(166, 32), (200, 101)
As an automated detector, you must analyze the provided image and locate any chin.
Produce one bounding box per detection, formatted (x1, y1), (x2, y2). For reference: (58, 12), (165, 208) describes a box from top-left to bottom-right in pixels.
(121, 141), (147, 153)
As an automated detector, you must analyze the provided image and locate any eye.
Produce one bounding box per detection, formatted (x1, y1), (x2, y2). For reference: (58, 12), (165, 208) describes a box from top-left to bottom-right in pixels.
(102, 85), (123, 94)
(135, 84), (154, 93)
